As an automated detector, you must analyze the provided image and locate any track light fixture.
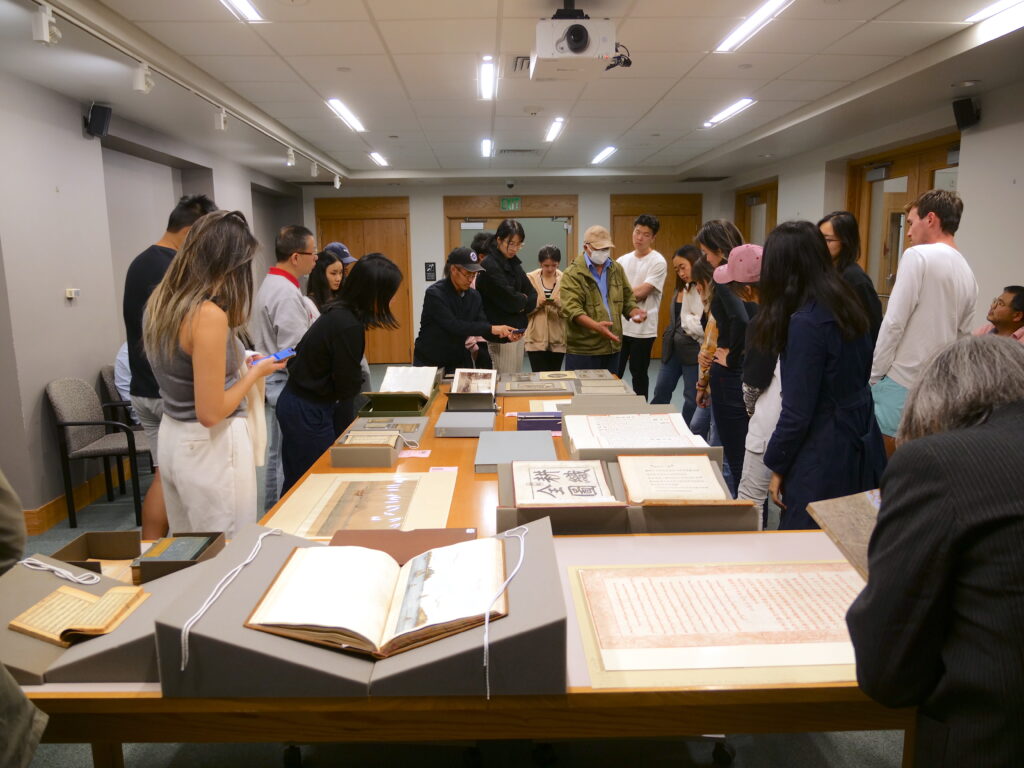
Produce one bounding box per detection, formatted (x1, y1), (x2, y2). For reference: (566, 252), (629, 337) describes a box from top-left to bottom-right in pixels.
(32, 4), (61, 46)
(132, 62), (154, 94)
(215, 107), (228, 131)
(333, 174), (342, 190)
(310, 161), (318, 178)
(286, 148), (296, 167)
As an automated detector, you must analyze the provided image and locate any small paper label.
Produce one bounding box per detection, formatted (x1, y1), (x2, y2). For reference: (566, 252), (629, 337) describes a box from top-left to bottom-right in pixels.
(399, 449), (431, 458)
(430, 466), (458, 472)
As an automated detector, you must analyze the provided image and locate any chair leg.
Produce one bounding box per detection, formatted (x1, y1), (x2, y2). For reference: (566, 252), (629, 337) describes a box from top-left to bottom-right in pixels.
(59, 452), (78, 529)
(116, 456), (126, 495)
(103, 456), (114, 501)
(128, 449), (142, 527)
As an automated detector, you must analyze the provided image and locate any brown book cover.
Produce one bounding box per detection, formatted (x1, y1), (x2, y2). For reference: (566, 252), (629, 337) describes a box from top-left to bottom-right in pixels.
(328, 528), (477, 565)
(807, 489), (881, 581)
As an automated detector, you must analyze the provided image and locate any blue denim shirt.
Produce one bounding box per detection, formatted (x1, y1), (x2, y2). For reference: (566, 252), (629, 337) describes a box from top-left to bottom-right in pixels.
(585, 252), (610, 315)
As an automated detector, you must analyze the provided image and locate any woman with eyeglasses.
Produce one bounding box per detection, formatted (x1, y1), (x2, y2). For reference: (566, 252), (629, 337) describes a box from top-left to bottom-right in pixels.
(818, 211), (882, 342)
(475, 219), (534, 373)
(143, 210), (285, 537)
(414, 247), (519, 374)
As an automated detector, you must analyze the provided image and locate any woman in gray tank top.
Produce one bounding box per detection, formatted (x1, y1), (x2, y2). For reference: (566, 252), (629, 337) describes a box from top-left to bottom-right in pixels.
(143, 210), (285, 537)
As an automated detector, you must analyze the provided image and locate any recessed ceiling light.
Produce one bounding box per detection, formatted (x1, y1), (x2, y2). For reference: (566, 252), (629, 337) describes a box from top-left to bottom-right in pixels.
(369, 152), (388, 167)
(951, 79), (982, 87)
(704, 98), (756, 126)
(326, 98), (366, 132)
(591, 146), (617, 164)
(716, 0), (795, 52)
(965, 0), (1022, 22)
(219, 0), (265, 22)
(481, 138), (493, 158)
(759, 153), (774, 158)
(545, 117), (565, 142)
(479, 56), (496, 100)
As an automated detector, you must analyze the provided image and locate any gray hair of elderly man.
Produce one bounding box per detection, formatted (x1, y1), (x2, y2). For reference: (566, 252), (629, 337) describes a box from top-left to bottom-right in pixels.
(898, 334), (1024, 444)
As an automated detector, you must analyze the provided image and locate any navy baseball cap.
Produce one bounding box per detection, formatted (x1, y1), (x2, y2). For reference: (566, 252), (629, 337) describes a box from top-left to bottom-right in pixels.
(447, 247), (484, 273)
(322, 242), (357, 264)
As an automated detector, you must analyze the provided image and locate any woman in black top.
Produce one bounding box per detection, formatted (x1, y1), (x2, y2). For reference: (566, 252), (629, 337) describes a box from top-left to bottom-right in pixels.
(276, 253), (403, 492)
(474, 219), (536, 373)
(414, 248), (518, 373)
(818, 211), (883, 343)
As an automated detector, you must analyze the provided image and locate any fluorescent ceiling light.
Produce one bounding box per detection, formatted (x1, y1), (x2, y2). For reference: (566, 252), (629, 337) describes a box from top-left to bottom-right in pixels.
(704, 98), (756, 127)
(545, 117), (565, 142)
(479, 56), (496, 100)
(369, 152), (388, 167)
(481, 138), (493, 158)
(966, 0), (1023, 21)
(219, 0), (264, 22)
(326, 99), (366, 132)
(591, 146), (617, 164)
(716, 0), (795, 52)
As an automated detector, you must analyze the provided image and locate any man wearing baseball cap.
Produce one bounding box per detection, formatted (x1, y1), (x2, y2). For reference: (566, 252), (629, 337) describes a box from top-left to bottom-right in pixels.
(559, 225), (646, 372)
(414, 247), (519, 373)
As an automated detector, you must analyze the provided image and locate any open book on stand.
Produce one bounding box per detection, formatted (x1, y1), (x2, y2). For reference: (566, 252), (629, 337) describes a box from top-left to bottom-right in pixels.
(246, 537), (507, 658)
(9, 585), (149, 647)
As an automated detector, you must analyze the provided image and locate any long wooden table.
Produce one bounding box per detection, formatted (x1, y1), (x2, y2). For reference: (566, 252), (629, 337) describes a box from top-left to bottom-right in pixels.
(25, 387), (914, 767)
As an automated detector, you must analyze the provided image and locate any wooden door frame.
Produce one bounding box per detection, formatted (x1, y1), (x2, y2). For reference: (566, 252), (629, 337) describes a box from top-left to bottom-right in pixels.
(733, 179), (778, 244)
(443, 195), (578, 256)
(314, 197), (413, 361)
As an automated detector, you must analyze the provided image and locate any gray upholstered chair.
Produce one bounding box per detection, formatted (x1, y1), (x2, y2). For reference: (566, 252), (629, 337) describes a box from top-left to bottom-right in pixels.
(46, 378), (150, 528)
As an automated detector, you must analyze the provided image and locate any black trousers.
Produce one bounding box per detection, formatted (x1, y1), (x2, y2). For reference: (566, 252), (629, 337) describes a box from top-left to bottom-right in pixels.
(527, 350), (565, 373)
(616, 336), (655, 400)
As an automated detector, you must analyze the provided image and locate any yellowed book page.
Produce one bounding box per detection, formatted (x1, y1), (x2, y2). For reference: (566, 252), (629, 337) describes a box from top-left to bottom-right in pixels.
(267, 472), (456, 539)
(565, 413), (700, 451)
(70, 586), (146, 631)
(250, 546), (400, 652)
(379, 366), (437, 398)
(578, 562), (862, 672)
(512, 461), (618, 507)
(9, 586), (97, 642)
(617, 455), (726, 502)
(528, 399), (570, 412)
(340, 431), (401, 447)
(452, 368), (496, 394)
(538, 371), (576, 380)
(381, 537), (507, 647)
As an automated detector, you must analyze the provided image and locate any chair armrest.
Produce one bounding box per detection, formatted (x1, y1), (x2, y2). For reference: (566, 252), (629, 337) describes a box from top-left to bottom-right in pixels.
(101, 399), (132, 409)
(56, 419), (140, 451)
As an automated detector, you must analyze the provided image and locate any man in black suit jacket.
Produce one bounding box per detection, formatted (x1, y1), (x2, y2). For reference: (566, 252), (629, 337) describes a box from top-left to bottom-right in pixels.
(846, 337), (1024, 767)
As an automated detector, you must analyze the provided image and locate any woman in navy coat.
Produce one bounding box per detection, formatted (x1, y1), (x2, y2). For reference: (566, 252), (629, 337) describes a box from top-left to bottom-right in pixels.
(753, 221), (886, 529)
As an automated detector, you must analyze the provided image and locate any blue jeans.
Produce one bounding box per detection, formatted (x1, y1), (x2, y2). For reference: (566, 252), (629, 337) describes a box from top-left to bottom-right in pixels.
(709, 363), (748, 497)
(650, 356), (698, 425)
(276, 384), (337, 495)
(565, 352), (618, 374)
(263, 373), (287, 510)
(689, 404), (734, 492)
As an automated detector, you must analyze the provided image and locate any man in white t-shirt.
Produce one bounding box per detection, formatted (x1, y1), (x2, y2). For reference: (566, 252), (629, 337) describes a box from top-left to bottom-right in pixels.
(871, 189), (977, 453)
(616, 214), (667, 400)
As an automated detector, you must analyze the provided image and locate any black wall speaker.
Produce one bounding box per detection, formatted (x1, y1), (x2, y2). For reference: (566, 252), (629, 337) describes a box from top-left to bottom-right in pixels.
(952, 98), (980, 130)
(84, 104), (112, 138)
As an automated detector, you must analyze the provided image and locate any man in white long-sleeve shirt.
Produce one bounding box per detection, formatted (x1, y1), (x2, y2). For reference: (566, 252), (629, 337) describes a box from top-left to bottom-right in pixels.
(871, 189), (977, 452)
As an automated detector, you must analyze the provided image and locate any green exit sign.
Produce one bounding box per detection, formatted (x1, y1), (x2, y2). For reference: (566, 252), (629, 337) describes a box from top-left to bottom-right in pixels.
(500, 196), (522, 211)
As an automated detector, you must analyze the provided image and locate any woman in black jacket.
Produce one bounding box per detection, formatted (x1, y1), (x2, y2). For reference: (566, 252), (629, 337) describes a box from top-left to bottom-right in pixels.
(818, 211), (882, 343)
(475, 219), (536, 374)
(414, 247), (518, 373)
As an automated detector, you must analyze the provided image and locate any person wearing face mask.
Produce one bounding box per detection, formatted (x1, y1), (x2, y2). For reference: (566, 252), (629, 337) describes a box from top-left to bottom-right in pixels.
(559, 225), (646, 372)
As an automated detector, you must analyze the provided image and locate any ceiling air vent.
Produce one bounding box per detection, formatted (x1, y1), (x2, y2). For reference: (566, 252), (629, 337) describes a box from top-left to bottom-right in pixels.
(498, 148), (541, 156)
(680, 176), (729, 182)
(510, 55), (531, 76)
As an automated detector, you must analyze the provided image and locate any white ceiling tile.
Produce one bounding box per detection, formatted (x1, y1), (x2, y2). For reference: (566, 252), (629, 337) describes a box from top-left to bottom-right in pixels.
(418, 116), (483, 133)
(617, 17), (741, 52)
(780, 53), (899, 80)
(687, 51), (810, 79)
(489, 152), (547, 168)
(136, 22), (272, 55)
(503, 0), (633, 18)
(630, 0), (763, 16)
(600, 51), (706, 79)
(825, 21), (968, 57)
(226, 81), (322, 102)
(423, 128), (489, 142)
(99, 0), (234, 21)
(329, 151), (377, 170)
(560, 117), (639, 136)
(186, 55), (300, 82)
(499, 18), (537, 52)
(738, 19), (863, 55)
(496, 100), (571, 119)
(412, 100), (494, 118)
(640, 145), (708, 165)
(616, 131), (678, 150)
(580, 77), (677, 101)
(378, 19), (497, 55)
(394, 54), (479, 100)
(288, 55), (401, 90)
(255, 101), (335, 119)
(368, 0), (497, 20)
(254, 22), (385, 56)
(663, 77), (768, 102)
(755, 79), (849, 101)
(257, 0), (368, 21)
(879, 0), (990, 23)
(497, 78), (586, 100)
(629, 100), (724, 131)
(570, 101), (650, 118)
(784, 0), (902, 20)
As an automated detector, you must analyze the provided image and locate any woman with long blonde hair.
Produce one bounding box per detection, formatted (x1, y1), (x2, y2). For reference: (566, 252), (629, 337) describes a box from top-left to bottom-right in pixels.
(143, 210), (284, 536)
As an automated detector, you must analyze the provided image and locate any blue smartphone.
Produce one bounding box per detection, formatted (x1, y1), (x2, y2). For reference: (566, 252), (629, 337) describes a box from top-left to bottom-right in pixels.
(513, 328), (526, 335)
(270, 347), (296, 361)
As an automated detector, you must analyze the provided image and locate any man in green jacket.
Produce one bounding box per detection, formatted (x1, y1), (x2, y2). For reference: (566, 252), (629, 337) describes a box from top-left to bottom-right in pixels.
(560, 225), (646, 372)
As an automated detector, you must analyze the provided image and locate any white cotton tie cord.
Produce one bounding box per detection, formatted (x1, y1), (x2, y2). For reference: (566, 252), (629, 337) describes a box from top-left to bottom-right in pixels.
(482, 526), (529, 700)
(179, 528), (282, 671)
(19, 558), (101, 585)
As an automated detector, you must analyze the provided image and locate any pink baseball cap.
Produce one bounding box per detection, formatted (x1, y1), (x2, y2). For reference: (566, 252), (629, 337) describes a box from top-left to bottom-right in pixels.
(714, 243), (763, 284)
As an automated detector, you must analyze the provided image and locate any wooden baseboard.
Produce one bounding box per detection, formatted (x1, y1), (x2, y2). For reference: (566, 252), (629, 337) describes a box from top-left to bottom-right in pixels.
(24, 459), (137, 535)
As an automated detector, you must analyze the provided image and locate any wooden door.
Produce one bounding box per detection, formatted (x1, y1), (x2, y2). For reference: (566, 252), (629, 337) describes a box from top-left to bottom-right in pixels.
(610, 195), (703, 358)
(315, 198), (412, 364)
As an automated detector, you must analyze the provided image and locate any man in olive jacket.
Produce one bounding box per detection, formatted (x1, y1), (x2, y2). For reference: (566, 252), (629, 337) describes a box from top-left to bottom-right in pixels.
(560, 225), (646, 372)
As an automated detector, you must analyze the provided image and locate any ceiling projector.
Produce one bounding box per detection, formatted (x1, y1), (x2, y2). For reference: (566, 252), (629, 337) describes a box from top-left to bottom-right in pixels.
(530, 16), (616, 81)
